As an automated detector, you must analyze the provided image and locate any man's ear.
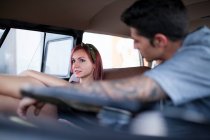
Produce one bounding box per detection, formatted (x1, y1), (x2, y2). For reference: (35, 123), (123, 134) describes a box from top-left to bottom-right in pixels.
(153, 34), (168, 48)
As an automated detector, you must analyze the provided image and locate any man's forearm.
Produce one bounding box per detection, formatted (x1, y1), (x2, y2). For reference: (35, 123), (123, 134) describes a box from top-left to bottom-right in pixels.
(76, 75), (166, 103)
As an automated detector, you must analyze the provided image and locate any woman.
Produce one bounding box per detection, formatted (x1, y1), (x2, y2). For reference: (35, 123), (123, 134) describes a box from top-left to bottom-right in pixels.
(69, 43), (103, 83)
(20, 43), (103, 86)
(0, 43), (103, 118)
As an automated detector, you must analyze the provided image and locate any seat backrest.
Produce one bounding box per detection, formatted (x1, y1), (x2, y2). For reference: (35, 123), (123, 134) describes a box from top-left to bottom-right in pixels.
(103, 66), (150, 80)
(69, 66), (150, 82)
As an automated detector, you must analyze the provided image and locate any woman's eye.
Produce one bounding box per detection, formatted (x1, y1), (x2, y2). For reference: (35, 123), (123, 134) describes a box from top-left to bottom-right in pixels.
(134, 40), (139, 44)
(72, 60), (75, 63)
(80, 59), (86, 62)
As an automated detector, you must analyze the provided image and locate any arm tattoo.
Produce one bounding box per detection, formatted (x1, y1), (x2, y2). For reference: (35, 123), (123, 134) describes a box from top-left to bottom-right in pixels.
(68, 75), (166, 103)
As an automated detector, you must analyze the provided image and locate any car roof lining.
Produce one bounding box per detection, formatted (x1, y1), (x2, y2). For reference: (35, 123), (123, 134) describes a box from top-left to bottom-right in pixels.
(0, 0), (209, 37)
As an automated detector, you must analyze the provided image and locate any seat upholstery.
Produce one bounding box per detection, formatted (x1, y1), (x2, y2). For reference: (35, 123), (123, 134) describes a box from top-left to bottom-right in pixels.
(69, 66), (150, 82)
(103, 66), (150, 80)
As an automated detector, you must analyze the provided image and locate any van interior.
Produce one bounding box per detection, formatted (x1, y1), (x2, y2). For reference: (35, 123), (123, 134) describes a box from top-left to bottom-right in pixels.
(0, 0), (210, 139)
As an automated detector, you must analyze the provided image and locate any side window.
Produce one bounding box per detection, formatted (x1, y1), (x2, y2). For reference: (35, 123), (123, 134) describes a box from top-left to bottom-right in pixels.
(83, 32), (142, 69)
(0, 29), (5, 37)
(43, 36), (73, 78)
(0, 28), (44, 74)
(0, 28), (74, 78)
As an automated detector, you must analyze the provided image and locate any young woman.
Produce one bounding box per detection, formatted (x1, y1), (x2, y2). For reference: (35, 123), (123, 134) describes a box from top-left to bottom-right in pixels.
(69, 43), (103, 83)
(0, 43), (103, 118)
(20, 43), (103, 86)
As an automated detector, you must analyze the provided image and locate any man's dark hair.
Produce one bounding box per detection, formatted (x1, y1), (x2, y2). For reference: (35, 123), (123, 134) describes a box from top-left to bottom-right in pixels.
(121, 0), (188, 41)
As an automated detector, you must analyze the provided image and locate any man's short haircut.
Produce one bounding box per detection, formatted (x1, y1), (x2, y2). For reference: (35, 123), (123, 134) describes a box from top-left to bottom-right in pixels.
(121, 0), (189, 41)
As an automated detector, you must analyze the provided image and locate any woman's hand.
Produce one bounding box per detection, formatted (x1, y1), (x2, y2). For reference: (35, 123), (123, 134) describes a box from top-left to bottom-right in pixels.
(17, 97), (45, 119)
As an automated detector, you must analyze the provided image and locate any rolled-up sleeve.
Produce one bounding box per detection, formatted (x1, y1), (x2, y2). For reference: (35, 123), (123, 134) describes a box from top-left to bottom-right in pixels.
(144, 45), (210, 105)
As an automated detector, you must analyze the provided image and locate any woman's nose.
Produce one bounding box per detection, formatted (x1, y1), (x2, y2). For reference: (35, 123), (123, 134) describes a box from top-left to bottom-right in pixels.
(73, 61), (80, 67)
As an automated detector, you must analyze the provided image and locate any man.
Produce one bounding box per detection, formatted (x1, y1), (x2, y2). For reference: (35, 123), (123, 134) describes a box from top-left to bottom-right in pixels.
(18, 0), (210, 135)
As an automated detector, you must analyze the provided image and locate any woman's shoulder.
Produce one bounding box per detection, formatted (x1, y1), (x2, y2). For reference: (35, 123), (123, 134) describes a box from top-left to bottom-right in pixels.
(69, 74), (80, 84)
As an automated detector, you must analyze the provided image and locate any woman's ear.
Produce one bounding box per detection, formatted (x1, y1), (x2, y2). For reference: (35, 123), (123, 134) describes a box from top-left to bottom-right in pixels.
(153, 34), (168, 48)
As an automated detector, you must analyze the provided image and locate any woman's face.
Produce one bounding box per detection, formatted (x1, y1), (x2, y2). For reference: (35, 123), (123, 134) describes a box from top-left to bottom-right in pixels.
(71, 49), (95, 79)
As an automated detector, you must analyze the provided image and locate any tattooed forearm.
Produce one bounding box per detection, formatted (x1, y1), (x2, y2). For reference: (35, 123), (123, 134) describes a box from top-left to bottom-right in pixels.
(142, 77), (166, 102)
(67, 75), (166, 103)
(66, 82), (108, 99)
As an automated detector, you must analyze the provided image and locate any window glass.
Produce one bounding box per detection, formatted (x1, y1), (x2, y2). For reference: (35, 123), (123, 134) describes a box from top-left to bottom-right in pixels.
(0, 28), (5, 38)
(0, 28), (44, 74)
(16, 29), (44, 74)
(43, 37), (73, 77)
(83, 32), (142, 69)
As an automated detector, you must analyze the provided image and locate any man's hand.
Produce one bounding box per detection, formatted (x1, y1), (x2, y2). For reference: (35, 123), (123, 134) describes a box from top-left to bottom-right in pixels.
(17, 97), (45, 119)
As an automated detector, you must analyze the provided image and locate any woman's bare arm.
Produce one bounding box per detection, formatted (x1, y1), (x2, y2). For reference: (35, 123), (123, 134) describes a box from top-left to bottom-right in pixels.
(20, 70), (70, 87)
(0, 74), (46, 98)
(0, 74), (58, 119)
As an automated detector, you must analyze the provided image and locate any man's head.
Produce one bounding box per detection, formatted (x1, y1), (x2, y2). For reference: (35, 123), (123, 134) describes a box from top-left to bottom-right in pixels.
(121, 0), (188, 61)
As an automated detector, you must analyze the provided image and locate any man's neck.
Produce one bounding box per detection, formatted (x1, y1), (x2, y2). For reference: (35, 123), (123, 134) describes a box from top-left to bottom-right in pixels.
(163, 40), (183, 61)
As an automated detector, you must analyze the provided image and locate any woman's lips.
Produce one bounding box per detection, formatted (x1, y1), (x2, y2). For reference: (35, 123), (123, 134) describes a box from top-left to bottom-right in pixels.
(74, 70), (81, 75)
